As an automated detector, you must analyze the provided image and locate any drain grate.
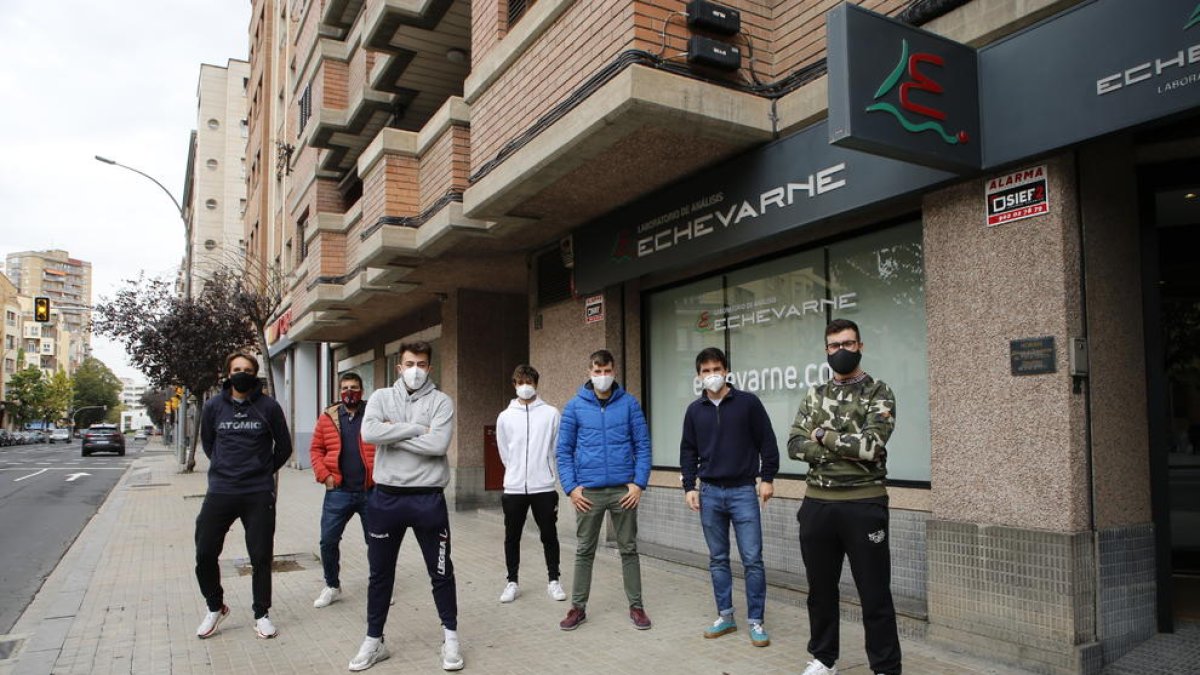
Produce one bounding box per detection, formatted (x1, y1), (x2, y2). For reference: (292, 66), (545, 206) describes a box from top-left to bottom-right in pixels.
(0, 637), (25, 660)
(183, 494), (206, 500)
(127, 483), (171, 489)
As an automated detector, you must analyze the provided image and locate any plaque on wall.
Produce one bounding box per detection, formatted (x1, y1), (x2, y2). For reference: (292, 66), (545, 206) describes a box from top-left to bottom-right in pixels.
(1010, 337), (1056, 376)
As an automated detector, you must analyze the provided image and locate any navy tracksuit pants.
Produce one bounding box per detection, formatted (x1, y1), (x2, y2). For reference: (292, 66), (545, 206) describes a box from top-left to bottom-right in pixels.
(366, 488), (457, 637)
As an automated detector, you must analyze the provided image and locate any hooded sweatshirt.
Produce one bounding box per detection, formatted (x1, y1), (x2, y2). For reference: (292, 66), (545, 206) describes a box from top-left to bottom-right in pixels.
(361, 375), (455, 488)
(200, 378), (293, 494)
(496, 397), (560, 494)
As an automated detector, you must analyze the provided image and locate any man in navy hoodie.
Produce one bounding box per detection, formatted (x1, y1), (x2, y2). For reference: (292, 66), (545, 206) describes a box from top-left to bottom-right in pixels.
(194, 351), (293, 640)
(556, 349), (652, 631)
(680, 347), (779, 648)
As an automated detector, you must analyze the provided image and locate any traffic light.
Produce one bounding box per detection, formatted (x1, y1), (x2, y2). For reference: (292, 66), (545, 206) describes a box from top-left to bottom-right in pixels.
(34, 297), (50, 322)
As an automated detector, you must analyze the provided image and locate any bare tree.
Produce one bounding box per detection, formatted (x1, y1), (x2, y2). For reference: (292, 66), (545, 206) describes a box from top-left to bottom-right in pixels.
(194, 250), (287, 397)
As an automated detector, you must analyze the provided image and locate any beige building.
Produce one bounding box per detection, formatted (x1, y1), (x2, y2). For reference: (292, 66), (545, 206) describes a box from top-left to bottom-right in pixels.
(243, 1), (1200, 673)
(183, 60), (252, 288)
(1, 272), (23, 428)
(4, 249), (92, 372)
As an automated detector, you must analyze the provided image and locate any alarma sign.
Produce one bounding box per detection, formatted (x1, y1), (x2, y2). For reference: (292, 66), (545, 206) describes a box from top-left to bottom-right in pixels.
(985, 164), (1049, 227)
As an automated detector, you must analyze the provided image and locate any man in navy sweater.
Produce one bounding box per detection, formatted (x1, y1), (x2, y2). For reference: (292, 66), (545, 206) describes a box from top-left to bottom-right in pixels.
(680, 347), (779, 648)
(194, 351), (293, 640)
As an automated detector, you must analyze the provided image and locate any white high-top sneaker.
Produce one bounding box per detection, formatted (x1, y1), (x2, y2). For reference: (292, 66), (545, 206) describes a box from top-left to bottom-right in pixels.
(349, 636), (389, 671)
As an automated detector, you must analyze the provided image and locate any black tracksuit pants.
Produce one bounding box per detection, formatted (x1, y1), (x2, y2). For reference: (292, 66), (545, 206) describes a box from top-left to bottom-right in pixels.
(501, 491), (561, 583)
(195, 491), (276, 619)
(797, 497), (902, 674)
(366, 488), (457, 637)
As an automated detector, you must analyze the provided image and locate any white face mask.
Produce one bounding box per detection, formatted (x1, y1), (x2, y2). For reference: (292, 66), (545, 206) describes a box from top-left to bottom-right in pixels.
(515, 384), (536, 400)
(402, 366), (428, 390)
(702, 373), (726, 393)
(590, 374), (614, 392)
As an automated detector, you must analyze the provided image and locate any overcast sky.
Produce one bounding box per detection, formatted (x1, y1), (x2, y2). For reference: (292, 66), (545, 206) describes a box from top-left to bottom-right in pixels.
(0, 0), (251, 382)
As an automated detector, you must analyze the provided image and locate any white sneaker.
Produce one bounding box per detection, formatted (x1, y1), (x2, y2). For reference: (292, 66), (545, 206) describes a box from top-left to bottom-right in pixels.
(349, 636), (389, 671)
(499, 581), (519, 603)
(547, 580), (567, 601)
(441, 638), (464, 671)
(314, 586), (342, 608)
(254, 615), (277, 639)
(196, 605), (229, 639)
(801, 660), (837, 675)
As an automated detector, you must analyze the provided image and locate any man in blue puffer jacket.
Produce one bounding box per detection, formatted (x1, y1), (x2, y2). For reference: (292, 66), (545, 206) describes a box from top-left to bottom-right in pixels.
(555, 349), (653, 632)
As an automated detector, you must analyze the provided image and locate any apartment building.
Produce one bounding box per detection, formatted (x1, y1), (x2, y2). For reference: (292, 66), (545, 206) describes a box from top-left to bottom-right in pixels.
(0, 272), (23, 429)
(246, 1), (1200, 671)
(183, 60), (252, 288)
(4, 249), (92, 372)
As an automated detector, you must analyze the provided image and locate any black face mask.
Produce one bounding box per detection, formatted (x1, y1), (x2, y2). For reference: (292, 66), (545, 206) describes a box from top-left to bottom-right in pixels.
(229, 371), (257, 393)
(827, 349), (862, 376)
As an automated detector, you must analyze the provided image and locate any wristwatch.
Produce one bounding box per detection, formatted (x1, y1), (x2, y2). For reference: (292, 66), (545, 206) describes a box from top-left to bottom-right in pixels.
(814, 428), (826, 442)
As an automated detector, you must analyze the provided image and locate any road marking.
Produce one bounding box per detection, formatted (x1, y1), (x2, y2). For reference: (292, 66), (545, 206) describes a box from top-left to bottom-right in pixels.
(65, 472), (92, 482)
(13, 469), (48, 482)
(0, 467), (127, 471)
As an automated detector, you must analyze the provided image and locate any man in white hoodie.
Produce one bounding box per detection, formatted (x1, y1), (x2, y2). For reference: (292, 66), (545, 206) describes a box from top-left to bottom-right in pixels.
(495, 364), (566, 604)
(348, 342), (462, 672)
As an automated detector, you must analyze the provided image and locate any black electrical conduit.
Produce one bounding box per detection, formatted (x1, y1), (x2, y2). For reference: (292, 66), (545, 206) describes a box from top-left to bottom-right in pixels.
(466, 0), (973, 186)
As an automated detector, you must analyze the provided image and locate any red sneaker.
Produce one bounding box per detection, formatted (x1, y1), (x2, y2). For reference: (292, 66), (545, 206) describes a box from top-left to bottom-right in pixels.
(629, 606), (652, 630)
(559, 606), (587, 631)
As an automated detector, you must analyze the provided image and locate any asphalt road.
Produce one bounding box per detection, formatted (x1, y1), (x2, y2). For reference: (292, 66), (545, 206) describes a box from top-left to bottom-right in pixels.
(0, 438), (143, 634)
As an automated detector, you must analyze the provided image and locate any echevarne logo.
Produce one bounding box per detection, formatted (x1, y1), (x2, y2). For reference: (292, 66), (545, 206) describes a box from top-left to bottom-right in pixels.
(866, 39), (968, 145)
(1187, 2), (1200, 30)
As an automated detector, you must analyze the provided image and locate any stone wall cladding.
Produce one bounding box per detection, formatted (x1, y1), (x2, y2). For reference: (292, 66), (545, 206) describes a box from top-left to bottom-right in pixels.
(637, 489), (929, 607)
(1096, 523), (1155, 665)
(927, 519), (1099, 674)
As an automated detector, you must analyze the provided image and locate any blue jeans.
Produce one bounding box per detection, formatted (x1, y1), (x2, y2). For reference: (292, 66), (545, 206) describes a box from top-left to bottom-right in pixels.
(700, 483), (765, 624)
(320, 488), (370, 588)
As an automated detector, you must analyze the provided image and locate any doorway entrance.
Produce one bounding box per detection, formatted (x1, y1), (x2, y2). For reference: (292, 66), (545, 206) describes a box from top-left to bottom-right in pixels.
(1143, 158), (1200, 629)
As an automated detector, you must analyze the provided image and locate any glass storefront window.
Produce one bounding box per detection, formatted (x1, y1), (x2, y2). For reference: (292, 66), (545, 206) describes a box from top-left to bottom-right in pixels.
(646, 220), (931, 483)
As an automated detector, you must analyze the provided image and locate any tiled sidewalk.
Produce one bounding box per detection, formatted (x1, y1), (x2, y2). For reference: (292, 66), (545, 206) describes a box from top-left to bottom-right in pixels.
(2, 443), (1038, 674)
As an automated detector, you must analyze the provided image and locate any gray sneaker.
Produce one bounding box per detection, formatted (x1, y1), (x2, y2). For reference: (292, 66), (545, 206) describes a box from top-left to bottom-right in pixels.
(349, 636), (389, 671)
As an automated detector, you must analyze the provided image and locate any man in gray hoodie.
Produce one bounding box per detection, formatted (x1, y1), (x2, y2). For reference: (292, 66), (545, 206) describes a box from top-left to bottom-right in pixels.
(348, 341), (462, 672)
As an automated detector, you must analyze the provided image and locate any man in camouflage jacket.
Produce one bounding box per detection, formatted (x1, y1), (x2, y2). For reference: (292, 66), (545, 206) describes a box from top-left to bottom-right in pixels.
(787, 319), (902, 675)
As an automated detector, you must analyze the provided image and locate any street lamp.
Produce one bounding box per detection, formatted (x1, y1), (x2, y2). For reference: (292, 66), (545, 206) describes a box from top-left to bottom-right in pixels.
(95, 155), (193, 467)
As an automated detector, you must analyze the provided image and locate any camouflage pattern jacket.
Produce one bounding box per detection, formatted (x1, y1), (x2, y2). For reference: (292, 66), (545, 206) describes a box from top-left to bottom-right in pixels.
(786, 374), (895, 500)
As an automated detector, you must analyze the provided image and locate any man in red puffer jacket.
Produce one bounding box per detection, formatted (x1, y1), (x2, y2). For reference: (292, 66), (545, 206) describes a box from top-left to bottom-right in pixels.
(310, 372), (376, 609)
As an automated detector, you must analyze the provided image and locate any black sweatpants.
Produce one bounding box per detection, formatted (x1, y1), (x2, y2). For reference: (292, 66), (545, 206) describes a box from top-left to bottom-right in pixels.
(797, 498), (902, 675)
(366, 489), (457, 637)
(501, 491), (561, 583)
(195, 490), (276, 619)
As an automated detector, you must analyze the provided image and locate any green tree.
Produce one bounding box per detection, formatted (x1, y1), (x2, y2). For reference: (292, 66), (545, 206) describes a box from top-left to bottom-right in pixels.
(44, 369), (73, 426)
(7, 365), (47, 427)
(72, 357), (122, 429)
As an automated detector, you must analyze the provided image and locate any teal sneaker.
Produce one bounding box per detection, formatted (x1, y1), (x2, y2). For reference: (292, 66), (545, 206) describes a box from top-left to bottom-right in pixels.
(749, 622), (770, 647)
(703, 615), (737, 639)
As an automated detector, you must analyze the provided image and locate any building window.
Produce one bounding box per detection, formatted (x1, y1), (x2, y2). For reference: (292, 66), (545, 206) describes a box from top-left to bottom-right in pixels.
(205, 198), (218, 210)
(206, 159), (219, 170)
(207, 119), (220, 130)
(4, 335), (13, 349)
(644, 220), (930, 482)
(296, 216), (308, 264)
(5, 310), (14, 327)
(299, 83), (313, 133)
(535, 247), (572, 307)
(240, 119), (249, 138)
(508, 0), (536, 29)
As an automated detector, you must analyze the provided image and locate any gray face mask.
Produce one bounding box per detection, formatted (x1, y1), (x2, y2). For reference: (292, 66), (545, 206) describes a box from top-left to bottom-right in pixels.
(827, 349), (862, 375)
(590, 375), (614, 392)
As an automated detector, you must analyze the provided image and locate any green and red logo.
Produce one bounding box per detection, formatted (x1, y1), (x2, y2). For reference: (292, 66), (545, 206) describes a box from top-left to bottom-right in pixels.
(866, 39), (968, 145)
